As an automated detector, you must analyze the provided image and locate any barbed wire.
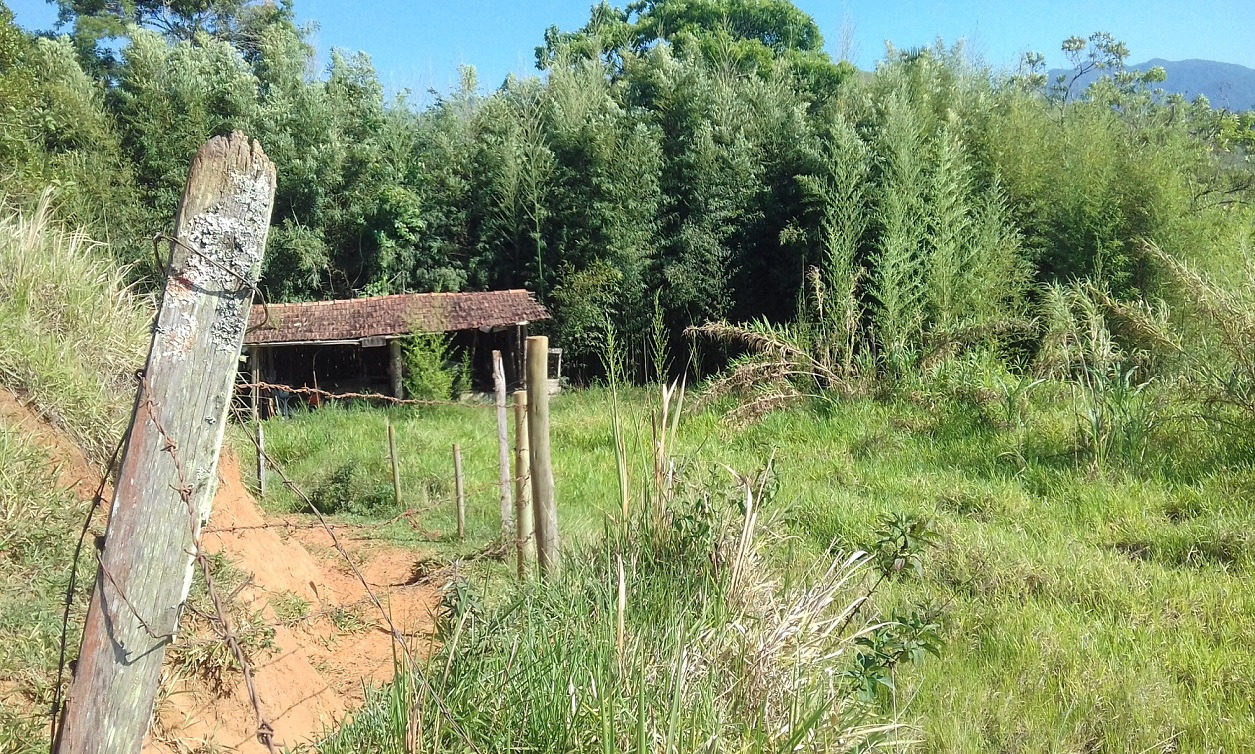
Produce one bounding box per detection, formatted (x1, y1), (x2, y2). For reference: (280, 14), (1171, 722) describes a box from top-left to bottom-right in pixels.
(235, 381), (499, 410)
(203, 506), (439, 536)
(53, 378), (510, 751)
(51, 373), (281, 754)
(244, 429), (485, 754)
(153, 233), (273, 334)
(140, 372), (280, 754)
(50, 432), (124, 753)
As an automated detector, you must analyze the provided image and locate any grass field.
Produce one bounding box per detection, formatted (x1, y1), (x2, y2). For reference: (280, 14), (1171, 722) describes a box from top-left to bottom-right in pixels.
(237, 379), (1255, 753)
(2, 197), (1253, 752)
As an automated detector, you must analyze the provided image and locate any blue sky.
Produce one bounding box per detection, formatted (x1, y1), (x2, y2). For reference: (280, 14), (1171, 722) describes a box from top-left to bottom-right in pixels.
(9, 0), (1254, 97)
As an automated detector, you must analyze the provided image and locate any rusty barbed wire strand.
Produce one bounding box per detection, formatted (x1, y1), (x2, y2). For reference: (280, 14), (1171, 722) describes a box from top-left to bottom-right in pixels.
(52, 370), (281, 753)
(203, 505), (439, 536)
(153, 233), (272, 333)
(235, 381), (499, 409)
(196, 552), (276, 752)
(138, 374), (280, 753)
(50, 431), (125, 753)
(244, 428), (485, 754)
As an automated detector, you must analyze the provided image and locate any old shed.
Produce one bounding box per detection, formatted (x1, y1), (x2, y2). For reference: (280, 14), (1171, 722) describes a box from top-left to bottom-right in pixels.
(242, 290), (550, 407)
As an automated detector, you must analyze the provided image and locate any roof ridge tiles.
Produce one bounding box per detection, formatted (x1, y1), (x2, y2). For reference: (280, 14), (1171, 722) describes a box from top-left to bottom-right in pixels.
(244, 289), (549, 346)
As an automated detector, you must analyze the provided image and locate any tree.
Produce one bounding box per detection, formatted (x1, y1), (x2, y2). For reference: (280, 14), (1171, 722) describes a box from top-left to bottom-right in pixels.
(52, 0), (289, 74)
(537, 0), (853, 104)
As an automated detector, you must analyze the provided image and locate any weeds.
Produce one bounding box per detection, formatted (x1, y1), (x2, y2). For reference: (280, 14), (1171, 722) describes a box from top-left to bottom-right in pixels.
(322, 376), (927, 753)
(168, 553), (277, 695)
(1146, 241), (1255, 419)
(1036, 281), (1169, 466)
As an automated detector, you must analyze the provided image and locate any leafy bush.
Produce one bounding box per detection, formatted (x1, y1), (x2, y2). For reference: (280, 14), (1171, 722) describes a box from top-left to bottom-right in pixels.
(309, 461), (394, 516)
(402, 333), (459, 401)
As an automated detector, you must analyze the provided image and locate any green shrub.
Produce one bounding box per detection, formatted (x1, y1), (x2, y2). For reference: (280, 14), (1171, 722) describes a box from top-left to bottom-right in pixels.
(402, 333), (458, 400)
(309, 461), (394, 516)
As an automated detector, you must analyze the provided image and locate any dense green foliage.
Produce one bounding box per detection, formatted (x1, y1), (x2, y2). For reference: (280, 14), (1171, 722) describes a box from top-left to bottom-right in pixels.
(6, 0), (1250, 378)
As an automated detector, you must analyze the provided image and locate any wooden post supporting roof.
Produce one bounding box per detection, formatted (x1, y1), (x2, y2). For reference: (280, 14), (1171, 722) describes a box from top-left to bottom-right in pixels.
(388, 339), (404, 399)
(55, 132), (276, 754)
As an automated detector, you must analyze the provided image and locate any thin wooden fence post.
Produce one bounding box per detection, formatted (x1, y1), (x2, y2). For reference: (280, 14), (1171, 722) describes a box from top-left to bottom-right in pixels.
(453, 443), (466, 540)
(250, 348), (260, 423)
(526, 335), (559, 578)
(388, 419), (402, 507)
(256, 422), (267, 498)
(56, 132), (276, 754)
(513, 390), (533, 579)
(493, 350), (514, 540)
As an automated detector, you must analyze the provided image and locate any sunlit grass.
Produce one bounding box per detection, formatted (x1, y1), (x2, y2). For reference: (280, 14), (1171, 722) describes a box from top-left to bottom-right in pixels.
(243, 381), (1255, 753)
(0, 192), (149, 461)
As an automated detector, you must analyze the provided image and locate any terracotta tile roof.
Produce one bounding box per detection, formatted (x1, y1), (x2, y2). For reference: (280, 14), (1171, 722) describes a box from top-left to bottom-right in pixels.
(244, 289), (550, 345)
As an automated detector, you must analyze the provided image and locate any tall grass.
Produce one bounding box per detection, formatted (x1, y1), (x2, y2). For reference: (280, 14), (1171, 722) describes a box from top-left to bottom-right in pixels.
(321, 382), (916, 752)
(0, 192), (150, 461)
(252, 376), (1255, 752)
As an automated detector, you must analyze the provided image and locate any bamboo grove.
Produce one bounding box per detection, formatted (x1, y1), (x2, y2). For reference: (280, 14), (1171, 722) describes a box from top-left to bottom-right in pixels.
(2, 0), (1253, 381)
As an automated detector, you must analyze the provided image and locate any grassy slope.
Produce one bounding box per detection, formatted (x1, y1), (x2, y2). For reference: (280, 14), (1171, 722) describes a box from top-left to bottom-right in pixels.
(0, 194), (148, 460)
(0, 196), (147, 751)
(243, 386), (1255, 753)
(0, 426), (89, 752)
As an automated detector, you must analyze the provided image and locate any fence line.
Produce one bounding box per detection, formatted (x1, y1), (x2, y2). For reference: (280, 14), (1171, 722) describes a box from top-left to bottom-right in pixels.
(234, 381), (499, 409)
(55, 379), (524, 754)
(243, 429), (484, 753)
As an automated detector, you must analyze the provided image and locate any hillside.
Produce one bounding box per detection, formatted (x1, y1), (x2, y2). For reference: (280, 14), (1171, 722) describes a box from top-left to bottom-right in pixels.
(1049, 57), (1255, 108)
(0, 199), (442, 752)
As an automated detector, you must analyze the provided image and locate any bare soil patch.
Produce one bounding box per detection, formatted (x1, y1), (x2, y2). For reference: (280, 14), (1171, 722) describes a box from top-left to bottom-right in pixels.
(0, 390), (438, 753)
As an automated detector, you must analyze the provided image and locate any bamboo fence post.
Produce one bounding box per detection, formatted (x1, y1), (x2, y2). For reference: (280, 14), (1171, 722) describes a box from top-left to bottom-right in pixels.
(453, 443), (466, 540)
(388, 419), (402, 506)
(526, 336), (559, 578)
(493, 350), (514, 540)
(256, 422), (266, 498)
(513, 390), (534, 579)
(56, 132), (276, 754)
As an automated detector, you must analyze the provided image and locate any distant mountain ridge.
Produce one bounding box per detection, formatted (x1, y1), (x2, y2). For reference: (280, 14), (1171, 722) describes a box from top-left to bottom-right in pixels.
(1046, 58), (1255, 110)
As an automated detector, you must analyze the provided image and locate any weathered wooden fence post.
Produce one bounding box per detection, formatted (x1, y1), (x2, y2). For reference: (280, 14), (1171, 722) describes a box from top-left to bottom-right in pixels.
(388, 339), (405, 399)
(493, 350), (514, 540)
(388, 419), (402, 507)
(55, 132), (276, 754)
(525, 336), (559, 578)
(512, 390), (533, 579)
(453, 443), (466, 540)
